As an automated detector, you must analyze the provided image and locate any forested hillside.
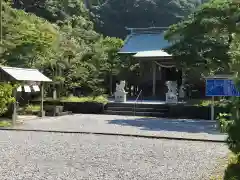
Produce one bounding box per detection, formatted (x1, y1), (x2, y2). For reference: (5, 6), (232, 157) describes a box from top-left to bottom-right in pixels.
(12, 0), (204, 38)
(89, 0), (204, 37)
(2, 1), (123, 97)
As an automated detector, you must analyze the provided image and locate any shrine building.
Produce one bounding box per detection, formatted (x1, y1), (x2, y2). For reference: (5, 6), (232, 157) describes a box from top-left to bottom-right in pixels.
(118, 27), (185, 99)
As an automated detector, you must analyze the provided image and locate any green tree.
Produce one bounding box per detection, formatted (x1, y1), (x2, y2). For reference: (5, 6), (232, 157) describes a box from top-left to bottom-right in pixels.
(101, 37), (123, 95)
(0, 83), (15, 115)
(1, 3), (58, 68)
(165, 0), (240, 77)
(227, 33), (240, 155)
(91, 0), (201, 38)
(12, 0), (89, 23)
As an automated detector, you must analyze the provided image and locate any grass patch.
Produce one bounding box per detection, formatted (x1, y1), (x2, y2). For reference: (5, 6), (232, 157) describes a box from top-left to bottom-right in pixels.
(60, 95), (108, 104)
(0, 120), (12, 127)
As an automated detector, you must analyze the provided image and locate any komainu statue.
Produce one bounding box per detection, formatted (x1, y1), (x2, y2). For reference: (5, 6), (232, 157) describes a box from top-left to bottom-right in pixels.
(116, 80), (126, 93)
(115, 81), (127, 102)
(165, 81), (178, 104)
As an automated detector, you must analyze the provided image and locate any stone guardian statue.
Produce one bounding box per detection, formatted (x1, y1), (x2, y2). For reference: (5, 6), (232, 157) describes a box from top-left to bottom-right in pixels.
(165, 81), (178, 104)
(114, 81), (127, 102)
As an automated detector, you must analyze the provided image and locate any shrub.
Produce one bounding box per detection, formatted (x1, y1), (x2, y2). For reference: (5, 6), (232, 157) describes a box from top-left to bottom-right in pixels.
(0, 120), (12, 127)
(226, 97), (240, 155)
(0, 83), (15, 115)
(60, 95), (108, 104)
(224, 154), (240, 180)
(25, 104), (40, 112)
(217, 113), (233, 133)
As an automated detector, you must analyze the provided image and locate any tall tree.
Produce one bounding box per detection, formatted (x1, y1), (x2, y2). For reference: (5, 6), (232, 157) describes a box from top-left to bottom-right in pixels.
(165, 0), (240, 78)
(101, 37), (123, 95)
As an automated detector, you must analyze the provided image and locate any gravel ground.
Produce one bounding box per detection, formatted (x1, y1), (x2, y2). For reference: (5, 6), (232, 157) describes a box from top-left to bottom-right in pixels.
(0, 130), (228, 180)
(16, 114), (227, 141)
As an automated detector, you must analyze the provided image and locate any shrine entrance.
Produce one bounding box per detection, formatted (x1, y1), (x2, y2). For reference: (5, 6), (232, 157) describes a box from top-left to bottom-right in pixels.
(133, 50), (185, 100)
(118, 27), (186, 101)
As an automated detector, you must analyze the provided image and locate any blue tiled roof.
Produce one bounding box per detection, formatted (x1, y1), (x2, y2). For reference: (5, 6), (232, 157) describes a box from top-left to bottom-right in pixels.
(119, 31), (170, 54)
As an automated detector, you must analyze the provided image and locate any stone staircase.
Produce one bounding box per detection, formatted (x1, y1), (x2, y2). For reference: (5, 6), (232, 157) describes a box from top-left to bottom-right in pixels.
(105, 102), (170, 117)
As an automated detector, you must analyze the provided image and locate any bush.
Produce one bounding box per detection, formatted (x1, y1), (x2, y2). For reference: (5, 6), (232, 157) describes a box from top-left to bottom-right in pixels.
(224, 154), (240, 180)
(226, 97), (240, 155)
(0, 83), (15, 115)
(25, 104), (40, 112)
(217, 113), (233, 133)
(60, 95), (108, 104)
(0, 120), (12, 127)
(194, 98), (231, 107)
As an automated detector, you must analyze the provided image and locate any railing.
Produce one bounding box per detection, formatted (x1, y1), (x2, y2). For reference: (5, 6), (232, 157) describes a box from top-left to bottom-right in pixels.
(133, 90), (142, 116)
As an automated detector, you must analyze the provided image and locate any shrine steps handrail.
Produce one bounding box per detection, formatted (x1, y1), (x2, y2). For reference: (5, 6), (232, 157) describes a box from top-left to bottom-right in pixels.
(133, 90), (142, 116)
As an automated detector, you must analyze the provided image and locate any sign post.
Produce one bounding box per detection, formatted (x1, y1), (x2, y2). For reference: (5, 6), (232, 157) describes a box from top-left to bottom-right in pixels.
(211, 96), (214, 121)
(205, 75), (240, 120)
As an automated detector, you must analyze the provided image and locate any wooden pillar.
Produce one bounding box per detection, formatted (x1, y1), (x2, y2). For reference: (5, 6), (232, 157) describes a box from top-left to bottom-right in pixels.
(179, 69), (186, 99)
(12, 88), (17, 126)
(182, 69), (186, 85)
(40, 83), (45, 117)
(152, 61), (156, 96)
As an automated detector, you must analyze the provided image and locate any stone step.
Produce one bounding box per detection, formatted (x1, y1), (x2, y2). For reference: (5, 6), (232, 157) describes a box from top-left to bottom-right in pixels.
(106, 102), (169, 109)
(105, 110), (167, 117)
(106, 106), (169, 112)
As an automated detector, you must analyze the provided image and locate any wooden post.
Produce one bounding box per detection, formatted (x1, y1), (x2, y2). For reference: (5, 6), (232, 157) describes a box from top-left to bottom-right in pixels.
(40, 83), (44, 117)
(159, 66), (162, 80)
(12, 88), (17, 126)
(152, 61), (156, 96)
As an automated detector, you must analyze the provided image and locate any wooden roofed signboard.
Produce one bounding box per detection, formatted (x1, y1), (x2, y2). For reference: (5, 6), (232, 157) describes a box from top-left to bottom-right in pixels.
(0, 66), (52, 82)
(0, 66), (52, 125)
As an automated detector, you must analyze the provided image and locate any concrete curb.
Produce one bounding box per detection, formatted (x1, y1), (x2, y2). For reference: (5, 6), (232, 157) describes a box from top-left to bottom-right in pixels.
(0, 128), (227, 143)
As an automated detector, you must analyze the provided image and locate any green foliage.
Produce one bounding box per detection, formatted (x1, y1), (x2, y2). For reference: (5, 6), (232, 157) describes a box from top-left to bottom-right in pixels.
(224, 154), (240, 180)
(2, 2), (124, 96)
(12, 0), (89, 23)
(60, 95), (108, 104)
(0, 83), (15, 116)
(193, 99), (231, 107)
(217, 113), (232, 133)
(165, 0), (240, 77)
(0, 121), (12, 127)
(91, 0), (201, 38)
(226, 32), (240, 155)
(1, 3), (59, 68)
(25, 104), (41, 112)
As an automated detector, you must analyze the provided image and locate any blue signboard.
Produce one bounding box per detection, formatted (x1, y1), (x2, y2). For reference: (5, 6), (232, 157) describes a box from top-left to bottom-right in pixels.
(206, 79), (240, 97)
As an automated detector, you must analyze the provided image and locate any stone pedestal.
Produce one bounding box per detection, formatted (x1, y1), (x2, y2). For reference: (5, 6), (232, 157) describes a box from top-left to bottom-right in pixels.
(166, 93), (178, 104)
(114, 91), (127, 102)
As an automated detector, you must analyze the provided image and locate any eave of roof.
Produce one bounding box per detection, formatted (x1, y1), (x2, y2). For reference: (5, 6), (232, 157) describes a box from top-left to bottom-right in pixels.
(133, 50), (172, 58)
(0, 66), (52, 82)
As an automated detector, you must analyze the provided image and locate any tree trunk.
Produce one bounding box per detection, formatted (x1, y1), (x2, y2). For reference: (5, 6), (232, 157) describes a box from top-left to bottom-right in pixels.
(109, 73), (113, 96)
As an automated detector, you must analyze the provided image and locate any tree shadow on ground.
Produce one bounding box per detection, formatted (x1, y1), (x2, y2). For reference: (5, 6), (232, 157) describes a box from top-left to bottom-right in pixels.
(108, 118), (222, 134)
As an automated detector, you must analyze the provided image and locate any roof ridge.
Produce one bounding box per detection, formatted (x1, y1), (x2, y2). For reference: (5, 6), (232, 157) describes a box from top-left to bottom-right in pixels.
(126, 27), (168, 31)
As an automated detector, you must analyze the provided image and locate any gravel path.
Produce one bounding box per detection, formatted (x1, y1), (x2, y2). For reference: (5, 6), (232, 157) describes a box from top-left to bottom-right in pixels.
(0, 130), (228, 180)
(16, 114), (227, 141)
